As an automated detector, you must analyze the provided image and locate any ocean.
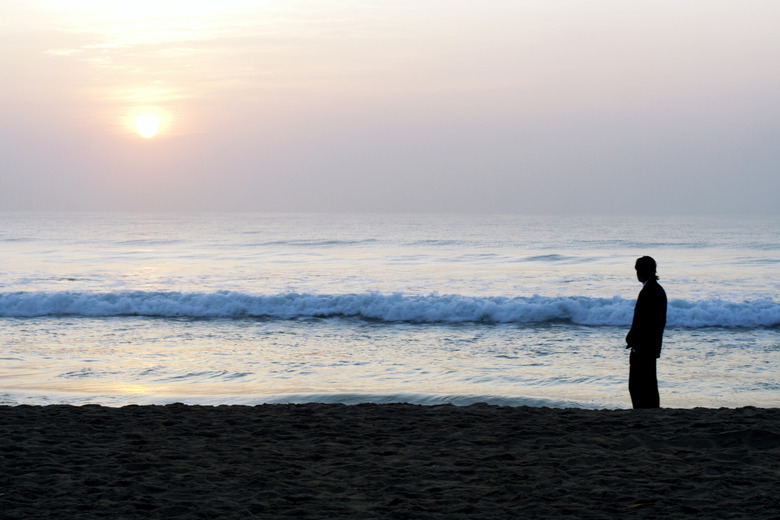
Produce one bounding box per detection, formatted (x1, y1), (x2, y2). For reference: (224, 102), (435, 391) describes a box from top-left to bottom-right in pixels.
(1, 212), (778, 408)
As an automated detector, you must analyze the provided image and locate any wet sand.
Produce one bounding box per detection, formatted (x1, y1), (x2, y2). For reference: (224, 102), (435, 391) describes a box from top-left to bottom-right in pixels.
(1, 404), (778, 519)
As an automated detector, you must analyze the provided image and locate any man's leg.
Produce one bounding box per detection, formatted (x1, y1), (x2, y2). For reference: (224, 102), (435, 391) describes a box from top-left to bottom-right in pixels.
(629, 352), (659, 409)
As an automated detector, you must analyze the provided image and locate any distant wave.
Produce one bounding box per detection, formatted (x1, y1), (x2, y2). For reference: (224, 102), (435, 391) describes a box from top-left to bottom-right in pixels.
(248, 239), (380, 247)
(1, 291), (778, 328)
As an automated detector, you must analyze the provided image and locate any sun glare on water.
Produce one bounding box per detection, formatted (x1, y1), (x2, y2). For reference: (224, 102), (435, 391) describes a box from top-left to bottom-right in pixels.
(135, 114), (160, 138)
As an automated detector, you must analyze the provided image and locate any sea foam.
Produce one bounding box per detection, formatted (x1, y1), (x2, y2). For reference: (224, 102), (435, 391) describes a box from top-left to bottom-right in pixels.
(1, 291), (778, 328)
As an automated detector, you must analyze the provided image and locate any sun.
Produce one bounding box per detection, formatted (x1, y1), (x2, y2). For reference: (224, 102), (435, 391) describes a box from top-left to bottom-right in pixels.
(135, 114), (160, 138)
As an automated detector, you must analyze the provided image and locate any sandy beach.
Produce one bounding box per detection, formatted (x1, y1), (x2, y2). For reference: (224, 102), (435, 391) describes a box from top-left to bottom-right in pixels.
(1, 404), (778, 519)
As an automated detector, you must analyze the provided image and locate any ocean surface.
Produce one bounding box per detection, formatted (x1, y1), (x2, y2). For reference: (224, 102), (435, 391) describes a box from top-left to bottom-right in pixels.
(1, 212), (778, 408)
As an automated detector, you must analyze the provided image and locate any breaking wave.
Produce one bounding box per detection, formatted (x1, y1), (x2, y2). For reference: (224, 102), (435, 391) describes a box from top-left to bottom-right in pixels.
(1, 291), (778, 328)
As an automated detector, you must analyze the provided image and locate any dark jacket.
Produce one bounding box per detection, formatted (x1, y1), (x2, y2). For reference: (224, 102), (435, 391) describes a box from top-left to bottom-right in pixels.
(626, 279), (667, 358)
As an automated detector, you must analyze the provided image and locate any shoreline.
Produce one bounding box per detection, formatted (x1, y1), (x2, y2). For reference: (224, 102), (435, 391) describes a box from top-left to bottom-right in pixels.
(2, 404), (779, 519)
(0, 392), (618, 409)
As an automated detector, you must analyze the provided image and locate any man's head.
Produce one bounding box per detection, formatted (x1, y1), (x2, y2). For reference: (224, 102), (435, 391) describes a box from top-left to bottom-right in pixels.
(635, 256), (658, 282)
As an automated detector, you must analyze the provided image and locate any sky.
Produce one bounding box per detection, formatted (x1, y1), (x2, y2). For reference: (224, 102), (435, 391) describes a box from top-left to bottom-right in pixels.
(1, 0), (778, 214)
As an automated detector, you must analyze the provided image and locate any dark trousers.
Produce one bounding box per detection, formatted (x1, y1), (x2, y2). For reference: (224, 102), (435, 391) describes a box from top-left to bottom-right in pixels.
(629, 351), (659, 409)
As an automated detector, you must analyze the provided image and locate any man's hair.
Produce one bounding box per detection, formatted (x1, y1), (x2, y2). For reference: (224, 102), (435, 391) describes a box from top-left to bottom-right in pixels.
(635, 256), (659, 280)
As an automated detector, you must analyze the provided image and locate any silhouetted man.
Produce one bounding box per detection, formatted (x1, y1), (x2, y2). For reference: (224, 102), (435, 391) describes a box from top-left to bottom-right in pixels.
(626, 256), (667, 408)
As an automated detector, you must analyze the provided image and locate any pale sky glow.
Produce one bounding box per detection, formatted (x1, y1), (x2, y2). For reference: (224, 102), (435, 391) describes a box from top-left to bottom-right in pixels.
(1, 1), (778, 213)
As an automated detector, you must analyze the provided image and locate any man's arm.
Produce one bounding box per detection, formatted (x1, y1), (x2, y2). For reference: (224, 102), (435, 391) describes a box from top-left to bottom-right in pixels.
(626, 286), (648, 350)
